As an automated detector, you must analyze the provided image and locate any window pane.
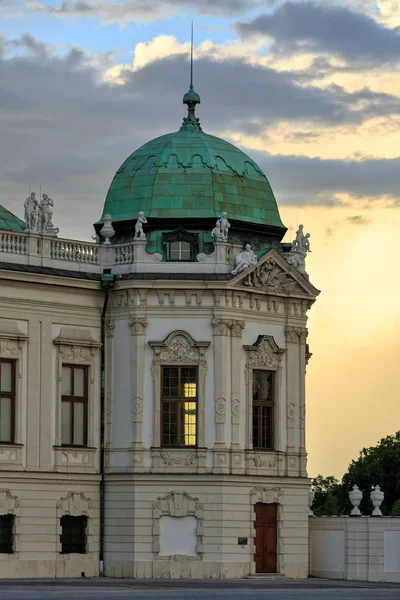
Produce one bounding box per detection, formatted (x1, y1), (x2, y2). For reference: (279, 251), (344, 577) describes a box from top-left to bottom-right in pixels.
(183, 401), (197, 446)
(181, 368), (197, 398)
(180, 242), (191, 260)
(73, 368), (85, 397)
(170, 241), (180, 261)
(0, 362), (12, 393)
(253, 371), (272, 403)
(162, 401), (178, 446)
(61, 401), (72, 445)
(73, 402), (85, 446)
(0, 397), (12, 442)
(62, 367), (72, 396)
(162, 368), (179, 397)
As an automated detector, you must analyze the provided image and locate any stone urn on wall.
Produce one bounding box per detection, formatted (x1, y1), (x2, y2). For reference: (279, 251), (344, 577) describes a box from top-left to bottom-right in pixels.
(349, 485), (363, 516)
(370, 486), (384, 516)
(100, 214), (115, 245)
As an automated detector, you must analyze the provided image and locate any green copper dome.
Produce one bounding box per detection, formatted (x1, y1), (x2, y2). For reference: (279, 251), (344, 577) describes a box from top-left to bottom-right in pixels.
(101, 129), (285, 231)
(0, 205), (25, 233)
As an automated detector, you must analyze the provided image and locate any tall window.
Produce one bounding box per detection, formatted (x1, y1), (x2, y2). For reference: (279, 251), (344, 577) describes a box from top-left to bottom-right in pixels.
(169, 240), (192, 261)
(61, 365), (88, 447)
(252, 370), (274, 450)
(0, 359), (15, 443)
(60, 516), (87, 554)
(0, 515), (14, 554)
(161, 367), (197, 447)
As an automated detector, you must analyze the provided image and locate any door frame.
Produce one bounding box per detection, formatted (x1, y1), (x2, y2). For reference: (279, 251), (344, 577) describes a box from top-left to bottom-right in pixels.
(250, 487), (283, 575)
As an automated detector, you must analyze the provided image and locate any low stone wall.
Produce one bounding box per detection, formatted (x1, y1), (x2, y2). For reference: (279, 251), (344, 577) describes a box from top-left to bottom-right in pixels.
(309, 516), (400, 583)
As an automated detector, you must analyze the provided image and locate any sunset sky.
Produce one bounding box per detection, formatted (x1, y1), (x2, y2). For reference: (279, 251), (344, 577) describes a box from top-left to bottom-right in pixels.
(0, 0), (399, 478)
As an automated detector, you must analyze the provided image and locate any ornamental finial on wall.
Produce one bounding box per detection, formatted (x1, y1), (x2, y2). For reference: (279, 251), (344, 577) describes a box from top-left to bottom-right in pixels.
(134, 211), (148, 240)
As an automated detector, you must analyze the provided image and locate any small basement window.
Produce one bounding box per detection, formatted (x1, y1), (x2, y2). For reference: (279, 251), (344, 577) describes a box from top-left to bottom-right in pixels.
(60, 515), (87, 554)
(0, 514), (14, 554)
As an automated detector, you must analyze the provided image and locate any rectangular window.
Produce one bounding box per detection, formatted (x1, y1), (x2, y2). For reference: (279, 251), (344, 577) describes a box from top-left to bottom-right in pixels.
(161, 366), (197, 447)
(61, 365), (88, 447)
(0, 515), (14, 554)
(60, 515), (87, 554)
(252, 370), (274, 450)
(0, 359), (16, 443)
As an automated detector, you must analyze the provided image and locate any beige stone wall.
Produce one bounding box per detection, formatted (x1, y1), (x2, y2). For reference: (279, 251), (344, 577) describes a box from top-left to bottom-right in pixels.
(0, 476), (99, 578)
(104, 475), (309, 579)
(309, 516), (400, 583)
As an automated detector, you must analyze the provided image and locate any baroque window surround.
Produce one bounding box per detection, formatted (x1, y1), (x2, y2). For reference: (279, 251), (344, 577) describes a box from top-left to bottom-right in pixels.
(152, 491), (204, 560)
(149, 331), (210, 451)
(56, 491), (94, 555)
(0, 321), (28, 468)
(243, 336), (286, 453)
(53, 328), (101, 471)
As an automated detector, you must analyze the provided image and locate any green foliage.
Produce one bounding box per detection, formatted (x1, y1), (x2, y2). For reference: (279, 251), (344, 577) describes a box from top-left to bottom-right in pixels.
(312, 431), (400, 516)
(391, 500), (400, 517)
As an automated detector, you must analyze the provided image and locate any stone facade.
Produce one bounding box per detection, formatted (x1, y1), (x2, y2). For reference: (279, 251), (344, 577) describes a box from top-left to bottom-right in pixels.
(0, 227), (319, 579)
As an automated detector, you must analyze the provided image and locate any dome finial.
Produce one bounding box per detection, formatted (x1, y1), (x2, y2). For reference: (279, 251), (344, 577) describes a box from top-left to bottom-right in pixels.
(181, 23), (202, 132)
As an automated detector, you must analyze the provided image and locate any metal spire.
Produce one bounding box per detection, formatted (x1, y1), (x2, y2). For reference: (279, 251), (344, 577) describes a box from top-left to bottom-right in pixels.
(181, 23), (202, 132)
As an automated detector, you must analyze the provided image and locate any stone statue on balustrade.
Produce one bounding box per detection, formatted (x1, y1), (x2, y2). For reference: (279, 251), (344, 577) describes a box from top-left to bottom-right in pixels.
(134, 211), (147, 240)
(216, 212), (231, 241)
(39, 193), (59, 236)
(231, 244), (258, 276)
(211, 221), (226, 243)
(24, 192), (39, 233)
(286, 224), (311, 279)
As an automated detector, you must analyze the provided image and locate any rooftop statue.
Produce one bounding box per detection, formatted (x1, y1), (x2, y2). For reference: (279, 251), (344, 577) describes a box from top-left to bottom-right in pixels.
(216, 212), (231, 241)
(211, 221), (226, 242)
(231, 244), (258, 276)
(286, 224), (311, 278)
(24, 192), (39, 233)
(40, 193), (58, 236)
(134, 211), (148, 240)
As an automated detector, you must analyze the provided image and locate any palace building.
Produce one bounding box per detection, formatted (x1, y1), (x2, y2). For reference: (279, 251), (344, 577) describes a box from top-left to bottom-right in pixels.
(0, 79), (318, 578)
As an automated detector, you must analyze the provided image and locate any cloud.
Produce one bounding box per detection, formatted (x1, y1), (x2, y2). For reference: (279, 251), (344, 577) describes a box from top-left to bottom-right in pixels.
(346, 215), (371, 225)
(236, 2), (400, 66)
(0, 34), (399, 242)
(27, 0), (268, 24)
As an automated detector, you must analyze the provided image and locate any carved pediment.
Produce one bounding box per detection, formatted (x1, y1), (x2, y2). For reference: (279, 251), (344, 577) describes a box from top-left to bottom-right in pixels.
(244, 335), (285, 370)
(230, 250), (320, 299)
(149, 331), (210, 363)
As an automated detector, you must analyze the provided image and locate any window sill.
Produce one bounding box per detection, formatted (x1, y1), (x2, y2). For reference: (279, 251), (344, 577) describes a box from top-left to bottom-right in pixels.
(0, 443), (23, 466)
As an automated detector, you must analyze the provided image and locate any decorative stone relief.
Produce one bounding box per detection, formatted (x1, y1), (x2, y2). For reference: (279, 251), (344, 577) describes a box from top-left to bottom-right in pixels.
(60, 345), (91, 363)
(129, 317), (148, 336)
(252, 454), (277, 469)
(156, 451), (197, 467)
(286, 326), (308, 344)
(56, 491), (93, 517)
(0, 448), (17, 461)
(0, 489), (20, 513)
(184, 291), (203, 306)
(244, 335), (285, 370)
(153, 491), (204, 556)
(231, 320), (245, 338)
(0, 339), (18, 357)
(245, 259), (299, 294)
(288, 402), (296, 421)
(231, 399), (240, 422)
(61, 451), (90, 465)
(105, 319), (115, 338)
(157, 290), (176, 306)
(250, 487), (283, 505)
(215, 397), (226, 424)
(212, 319), (231, 336)
(132, 397), (144, 419)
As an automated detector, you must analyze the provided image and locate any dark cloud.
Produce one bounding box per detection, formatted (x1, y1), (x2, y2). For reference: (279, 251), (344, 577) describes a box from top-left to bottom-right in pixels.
(0, 35), (399, 241)
(29, 0), (268, 22)
(236, 2), (400, 65)
(346, 215), (371, 225)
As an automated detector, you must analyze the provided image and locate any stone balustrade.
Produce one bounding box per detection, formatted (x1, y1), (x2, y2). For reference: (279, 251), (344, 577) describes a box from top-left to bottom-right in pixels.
(0, 231), (237, 275)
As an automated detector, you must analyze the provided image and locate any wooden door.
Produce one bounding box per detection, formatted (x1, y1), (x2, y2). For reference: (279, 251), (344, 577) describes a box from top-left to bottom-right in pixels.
(254, 503), (277, 573)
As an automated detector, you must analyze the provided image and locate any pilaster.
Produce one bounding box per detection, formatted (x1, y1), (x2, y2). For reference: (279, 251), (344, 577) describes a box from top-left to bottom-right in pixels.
(129, 316), (148, 472)
(230, 320), (245, 474)
(212, 319), (231, 473)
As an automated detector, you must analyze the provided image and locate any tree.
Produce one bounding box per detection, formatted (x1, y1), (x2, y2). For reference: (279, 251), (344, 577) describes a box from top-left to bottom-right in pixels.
(311, 432), (400, 516)
(341, 431), (400, 515)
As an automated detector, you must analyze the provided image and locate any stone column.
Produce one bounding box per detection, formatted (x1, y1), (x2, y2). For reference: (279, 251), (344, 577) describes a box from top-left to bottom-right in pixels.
(285, 326), (300, 476)
(129, 316), (148, 472)
(230, 320), (245, 474)
(212, 318), (231, 474)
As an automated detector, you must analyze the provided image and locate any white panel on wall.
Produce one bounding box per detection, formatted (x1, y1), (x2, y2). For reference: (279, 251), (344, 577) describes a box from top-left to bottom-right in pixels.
(311, 530), (345, 572)
(384, 531), (400, 573)
(159, 516), (197, 557)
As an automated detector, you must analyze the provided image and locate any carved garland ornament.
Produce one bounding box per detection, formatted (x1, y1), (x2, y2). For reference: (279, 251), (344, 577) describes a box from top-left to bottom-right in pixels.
(56, 491), (93, 516)
(251, 487), (283, 505)
(0, 489), (20, 514)
(244, 335), (285, 370)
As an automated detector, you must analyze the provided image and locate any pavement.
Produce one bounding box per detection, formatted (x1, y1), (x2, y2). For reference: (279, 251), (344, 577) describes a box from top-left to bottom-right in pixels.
(0, 579), (399, 600)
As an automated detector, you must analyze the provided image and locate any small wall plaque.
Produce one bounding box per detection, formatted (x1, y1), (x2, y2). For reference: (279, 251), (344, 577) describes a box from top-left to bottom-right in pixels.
(238, 537), (248, 545)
